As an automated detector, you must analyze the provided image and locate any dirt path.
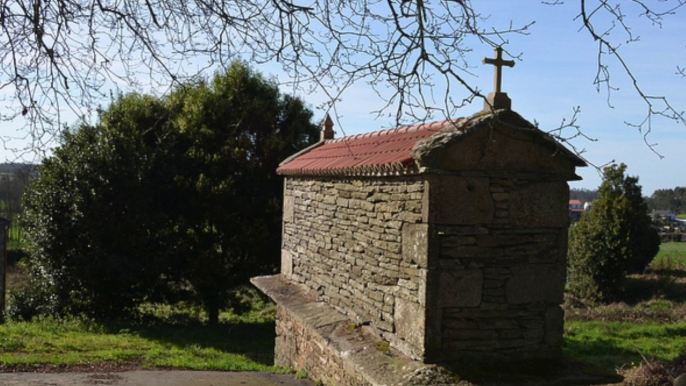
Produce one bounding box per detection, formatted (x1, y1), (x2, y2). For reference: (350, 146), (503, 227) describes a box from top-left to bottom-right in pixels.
(0, 370), (316, 386)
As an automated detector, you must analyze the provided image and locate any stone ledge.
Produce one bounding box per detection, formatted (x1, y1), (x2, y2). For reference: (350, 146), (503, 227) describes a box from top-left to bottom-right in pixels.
(252, 274), (460, 386)
(251, 274), (622, 386)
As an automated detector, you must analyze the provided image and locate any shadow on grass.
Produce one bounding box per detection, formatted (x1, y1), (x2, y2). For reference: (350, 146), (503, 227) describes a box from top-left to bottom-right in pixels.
(99, 321), (277, 366)
(620, 274), (686, 304)
(563, 337), (644, 371)
(439, 355), (622, 385)
(649, 268), (686, 279)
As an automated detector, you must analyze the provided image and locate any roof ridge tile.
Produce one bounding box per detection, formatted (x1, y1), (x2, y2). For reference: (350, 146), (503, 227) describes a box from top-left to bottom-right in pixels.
(325, 118), (461, 144)
(279, 118), (464, 177)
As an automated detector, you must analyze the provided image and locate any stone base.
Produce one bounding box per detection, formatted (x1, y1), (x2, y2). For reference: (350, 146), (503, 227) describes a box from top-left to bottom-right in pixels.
(251, 274), (622, 386)
(483, 92), (511, 111)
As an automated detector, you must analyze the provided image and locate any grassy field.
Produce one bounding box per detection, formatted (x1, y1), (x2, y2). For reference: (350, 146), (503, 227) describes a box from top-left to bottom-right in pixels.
(1, 265), (285, 372)
(563, 242), (686, 384)
(3, 243), (686, 382)
(0, 301), (284, 372)
(650, 241), (686, 270)
(564, 320), (686, 368)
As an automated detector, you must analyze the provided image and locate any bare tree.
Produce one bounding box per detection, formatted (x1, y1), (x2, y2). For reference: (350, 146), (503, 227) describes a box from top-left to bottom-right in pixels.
(576, 0), (686, 155)
(0, 0), (684, 155)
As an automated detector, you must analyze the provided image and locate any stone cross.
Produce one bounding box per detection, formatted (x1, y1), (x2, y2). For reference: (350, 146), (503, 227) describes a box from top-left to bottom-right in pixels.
(482, 47), (515, 111)
(483, 46), (515, 94)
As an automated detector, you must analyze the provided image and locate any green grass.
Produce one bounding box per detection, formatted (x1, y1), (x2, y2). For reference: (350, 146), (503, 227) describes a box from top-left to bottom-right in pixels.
(677, 214), (686, 220)
(563, 241), (686, 373)
(564, 321), (686, 369)
(1, 266), (284, 372)
(658, 242), (686, 253)
(650, 242), (686, 270)
(6, 241), (686, 377)
(0, 313), (285, 372)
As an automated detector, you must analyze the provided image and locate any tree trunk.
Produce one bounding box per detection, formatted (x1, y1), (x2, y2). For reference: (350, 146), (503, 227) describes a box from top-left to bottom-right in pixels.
(208, 305), (219, 325)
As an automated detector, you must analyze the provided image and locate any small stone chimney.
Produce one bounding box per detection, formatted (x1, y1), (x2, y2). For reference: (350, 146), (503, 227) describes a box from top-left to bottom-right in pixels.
(320, 114), (334, 141)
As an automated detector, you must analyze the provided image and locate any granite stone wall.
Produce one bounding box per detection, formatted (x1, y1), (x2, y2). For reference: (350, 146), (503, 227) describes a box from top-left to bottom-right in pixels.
(274, 305), (371, 386)
(281, 177), (428, 359)
(423, 175), (569, 362)
(281, 172), (570, 364)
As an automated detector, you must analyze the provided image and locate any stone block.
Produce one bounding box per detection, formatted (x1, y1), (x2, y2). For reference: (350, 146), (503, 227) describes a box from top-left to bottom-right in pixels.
(422, 118), (580, 178)
(281, 249), (293, 276)
(544, 306), (564, 348)
(418, 269), (427, 306)
(443, 329), (498, 341)
(509, 181), (569, 228)
(443, 319), (479, 329)
(477, 319), (518, 330)
(437, 269), (483, 307)
(428, 177), (494, 225)
(441, 235), (476, 247)
(394, 297), (425, 351)
(402, 223), (429, 268)
(369, 193), (391, 202)
(506, 264), (565, 304)
(283, 195), (295, 222)
(397, 212), (422, 223)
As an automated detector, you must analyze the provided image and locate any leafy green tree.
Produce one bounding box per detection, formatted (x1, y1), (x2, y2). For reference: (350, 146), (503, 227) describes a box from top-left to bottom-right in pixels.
(21, 94), (185, 318)
(21, 63), (318, 321)
(171, 63), (318, 323)
(567, 164), (660, 302)
(648, 187), (686, 214)
(569, 188), (599, 204)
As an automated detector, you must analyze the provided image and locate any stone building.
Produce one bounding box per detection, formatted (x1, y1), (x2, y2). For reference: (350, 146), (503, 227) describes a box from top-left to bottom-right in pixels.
(252, 107), (610, 383)
(252, 49), (621, 386)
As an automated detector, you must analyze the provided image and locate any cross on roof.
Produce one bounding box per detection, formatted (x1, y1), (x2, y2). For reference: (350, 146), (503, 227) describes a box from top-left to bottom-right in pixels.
(483, 47), (515, 94)
(482, 47), (515, 111)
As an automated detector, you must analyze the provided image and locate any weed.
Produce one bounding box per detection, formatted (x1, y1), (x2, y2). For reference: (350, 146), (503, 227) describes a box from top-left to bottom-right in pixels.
(373, 341), (389, 352)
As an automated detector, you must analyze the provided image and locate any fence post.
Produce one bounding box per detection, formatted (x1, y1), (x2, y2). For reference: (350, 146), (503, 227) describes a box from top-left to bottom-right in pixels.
(0, 218), (11, 324)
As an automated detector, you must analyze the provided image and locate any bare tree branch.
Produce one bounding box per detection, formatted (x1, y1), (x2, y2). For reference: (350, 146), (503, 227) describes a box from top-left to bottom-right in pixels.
(0, 0), (683, 158)
(0, 0), (537, 155)
(575, 0), (686, 157)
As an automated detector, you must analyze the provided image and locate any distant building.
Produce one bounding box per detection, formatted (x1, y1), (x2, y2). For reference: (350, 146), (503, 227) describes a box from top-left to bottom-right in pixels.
(569, 199), (584, 221)
(652, 210), (677, 222)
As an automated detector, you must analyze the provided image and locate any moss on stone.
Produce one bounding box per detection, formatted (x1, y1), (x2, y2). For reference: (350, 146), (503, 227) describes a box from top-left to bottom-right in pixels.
(373, 341), (390, 352)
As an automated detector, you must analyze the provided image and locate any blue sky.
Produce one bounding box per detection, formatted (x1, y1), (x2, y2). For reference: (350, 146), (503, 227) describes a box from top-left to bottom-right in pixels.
(474, 1), (686, 195)
(265, 1), (686, 196)
(2, 1), (683, 196)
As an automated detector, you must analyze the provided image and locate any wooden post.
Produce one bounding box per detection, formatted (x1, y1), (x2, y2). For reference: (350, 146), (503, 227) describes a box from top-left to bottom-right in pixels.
(0, 218), (10, 324)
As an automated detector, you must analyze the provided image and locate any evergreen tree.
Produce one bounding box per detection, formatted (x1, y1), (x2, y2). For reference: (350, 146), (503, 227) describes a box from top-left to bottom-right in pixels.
(567, 164), (660, 302)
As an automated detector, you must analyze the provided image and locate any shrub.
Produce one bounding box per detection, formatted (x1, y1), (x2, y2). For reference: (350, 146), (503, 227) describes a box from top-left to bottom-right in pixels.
(20, 62), (318, 322)
(7, 283), (59, 321)
(568, 164), (660, 302)
(7, 247), (28, 266)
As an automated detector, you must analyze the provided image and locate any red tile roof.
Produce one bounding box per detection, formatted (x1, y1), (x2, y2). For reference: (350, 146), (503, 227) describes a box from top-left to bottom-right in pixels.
(277, 119), (462, 176)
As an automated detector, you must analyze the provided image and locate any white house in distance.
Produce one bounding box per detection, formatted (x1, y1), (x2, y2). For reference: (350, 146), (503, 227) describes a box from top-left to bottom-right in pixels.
(569, 199), (593, 221)
(569, 200), (583, 221)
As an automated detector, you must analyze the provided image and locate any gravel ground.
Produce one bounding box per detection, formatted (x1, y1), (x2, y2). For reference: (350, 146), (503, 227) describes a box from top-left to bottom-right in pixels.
(0, 370), (316, 386)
